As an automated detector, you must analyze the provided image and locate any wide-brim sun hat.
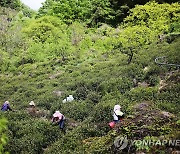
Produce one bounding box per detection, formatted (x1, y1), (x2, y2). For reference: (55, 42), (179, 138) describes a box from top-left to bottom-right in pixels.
(114, 105), (121, 111)
(29, 101), (35, 106)
(53, 111), (62, 118)
(5, 101), (9, 104)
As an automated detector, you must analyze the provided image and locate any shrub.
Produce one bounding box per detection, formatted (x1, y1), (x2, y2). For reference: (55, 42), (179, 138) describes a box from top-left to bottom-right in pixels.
(99, 77), (133, 94)
(0, 117), (8, 153)
(148, 75), (160, 86)
(6, 117), (62, 154)
(90, 100), (116, 123)
(60, 101), (92, 121)
(126, 87), (158, 101)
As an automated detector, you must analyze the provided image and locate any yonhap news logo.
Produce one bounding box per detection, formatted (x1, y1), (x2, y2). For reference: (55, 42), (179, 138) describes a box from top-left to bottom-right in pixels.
(114, 136), (180, 150)
(114, 136), (128, 150)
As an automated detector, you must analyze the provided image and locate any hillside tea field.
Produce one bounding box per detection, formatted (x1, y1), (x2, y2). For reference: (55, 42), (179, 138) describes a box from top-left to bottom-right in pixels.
(0, 0), (180, 153)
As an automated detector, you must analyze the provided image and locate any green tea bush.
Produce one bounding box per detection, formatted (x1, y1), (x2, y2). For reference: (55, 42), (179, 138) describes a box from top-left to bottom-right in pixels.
(74, 84), (89, 100)
(44, 120), (110, 154)
(157, 84), (180, 115)
(37, 94), (62, 112)
(0, 117), (8, 153)
(121, 63), (145, 81)
(3, 111), (30, 122)
(148, 75), (160, 86)
(6, 117), (62, 154)
(43, 122), (97, 154)
(99, 77), (133, 94)
(145, 64), (166, 77)
(0, 2), (179, 153)
(60, 101), (92, 121)
(156, 100), (179, 116)
(83, 132), (114, 154)
(166, 37), (180, 64)
(127, 87), (158, 101)
(86, 91), (102, 104)
(90, 100), (116, 123)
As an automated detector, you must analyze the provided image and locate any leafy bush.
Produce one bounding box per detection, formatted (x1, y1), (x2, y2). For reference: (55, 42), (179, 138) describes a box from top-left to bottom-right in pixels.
(99, 77), (133, 94)
(148, 75), (160, 86)
(124, 2), (180, 34)
(0, 0), (21, 9)
(4, 112), (62, 154)
(60, 101), (93, 121)
(90, 100), (116, 123)
(127, 87), (158, 101)
(0, 117), (8, 153)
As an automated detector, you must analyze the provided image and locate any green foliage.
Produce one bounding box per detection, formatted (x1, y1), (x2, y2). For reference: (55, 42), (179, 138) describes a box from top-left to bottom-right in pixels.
(116, 25), (157, 51)
(124, 2), (180, 34)
(37, 0), (113, 26)
(1, 111), (62, 154)
(134, 136), (156, 151)
(166, 37), (180, 64)
(0, 50), (10, 73)
(170, 20), (180, 33)
(127, 87), (158, 101)
(90, 101), (114, 123)
(176, 120), (180, 126)
(21, 16), (76, 62)
(37, 0), (180, 27)
(22, 16), (67, 43)
(0, 1), (180, 154)
(83, 132), (114, 153)
(60, 101), (92, 121)
(99, 77), (133, 94)
(113, 2), (180, 63)
(148, 75), (160, 86)
(0, 7), (21, 51)
(0, 117), (8, 154)
(0, 0), (21, 10)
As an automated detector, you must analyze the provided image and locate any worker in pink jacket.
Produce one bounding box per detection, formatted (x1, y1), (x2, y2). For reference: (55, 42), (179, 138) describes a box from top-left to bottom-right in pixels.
(52, 111), (65, 130)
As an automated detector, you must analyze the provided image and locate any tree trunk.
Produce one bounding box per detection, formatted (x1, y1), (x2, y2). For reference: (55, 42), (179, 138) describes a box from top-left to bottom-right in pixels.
(128, 49), (133, 64)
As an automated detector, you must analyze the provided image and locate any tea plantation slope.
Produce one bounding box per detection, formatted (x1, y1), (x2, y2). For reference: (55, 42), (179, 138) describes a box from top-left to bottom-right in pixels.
(0, 37), (179, 153)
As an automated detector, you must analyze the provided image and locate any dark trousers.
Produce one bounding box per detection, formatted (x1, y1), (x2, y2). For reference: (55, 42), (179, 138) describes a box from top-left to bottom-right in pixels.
(59, 119), (65, 129)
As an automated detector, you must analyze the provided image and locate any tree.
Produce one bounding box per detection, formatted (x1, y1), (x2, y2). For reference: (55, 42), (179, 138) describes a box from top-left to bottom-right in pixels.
(22, 16), (67, 43)
(37, 0), (113, 26)
(0, 0), (21, 10)
(37, 0), (180, 27)
(124, 2), (180, 34)
(114, 2), (180, 64)
(114, 25), (156, 64)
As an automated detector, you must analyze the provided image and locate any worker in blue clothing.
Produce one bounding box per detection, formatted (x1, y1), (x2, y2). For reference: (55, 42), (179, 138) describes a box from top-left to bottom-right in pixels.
(1, 101), (12, 111)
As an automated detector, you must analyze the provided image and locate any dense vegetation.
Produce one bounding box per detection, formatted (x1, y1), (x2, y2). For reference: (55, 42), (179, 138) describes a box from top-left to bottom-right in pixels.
(0, 0), (180, 153)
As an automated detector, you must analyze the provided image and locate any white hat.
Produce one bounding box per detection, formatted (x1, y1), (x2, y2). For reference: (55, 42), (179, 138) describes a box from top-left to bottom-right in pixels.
(114, 105), (121, 111)
(53, 111), (62, 118)
(55, 111), (61, 114)
(5, 101), (9, 104)
(29, 101), (35, 106)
